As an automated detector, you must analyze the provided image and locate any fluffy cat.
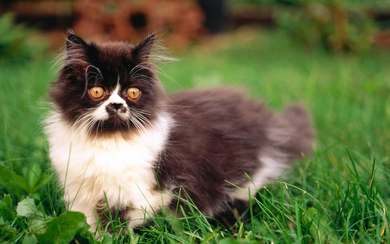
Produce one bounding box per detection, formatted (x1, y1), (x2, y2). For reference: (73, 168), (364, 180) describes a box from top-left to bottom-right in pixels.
(45, 33), (314, 231)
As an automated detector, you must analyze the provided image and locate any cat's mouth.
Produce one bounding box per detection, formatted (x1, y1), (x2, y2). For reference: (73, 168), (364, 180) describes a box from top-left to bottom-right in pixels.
(97, 113), (131, 132)
(108, 113), (126, 121)
(104, 113), (130, 128)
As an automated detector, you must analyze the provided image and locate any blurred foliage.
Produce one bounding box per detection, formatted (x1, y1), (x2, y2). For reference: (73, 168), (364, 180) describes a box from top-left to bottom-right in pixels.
(0, 0), (74, 5)
(0, 13), (48, 63)
(233, 0), (383, 53)
(276, 2), (375, 53)
(236, 0), (389, 7)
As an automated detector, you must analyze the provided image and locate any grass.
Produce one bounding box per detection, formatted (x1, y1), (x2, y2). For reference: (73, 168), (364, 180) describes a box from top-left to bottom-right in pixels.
(0, 28), (389, 243)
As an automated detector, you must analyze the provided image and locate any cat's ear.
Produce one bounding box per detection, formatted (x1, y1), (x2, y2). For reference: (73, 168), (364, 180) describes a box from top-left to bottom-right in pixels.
(66, 33), (88, 51)
(132, 34), (156, 61)
(65, 32), (89, 62)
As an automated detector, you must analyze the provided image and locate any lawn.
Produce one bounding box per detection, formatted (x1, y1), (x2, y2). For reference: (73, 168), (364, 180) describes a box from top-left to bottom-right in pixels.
(0, 28), (389, 243)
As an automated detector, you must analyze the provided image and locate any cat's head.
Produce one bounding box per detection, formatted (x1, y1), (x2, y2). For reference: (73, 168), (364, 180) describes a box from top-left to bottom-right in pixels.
(50, 32), (165, 137)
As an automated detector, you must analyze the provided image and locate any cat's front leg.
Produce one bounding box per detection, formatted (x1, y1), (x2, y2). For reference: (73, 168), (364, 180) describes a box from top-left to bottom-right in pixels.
(92, 189), (174, 229)
(125, 189), (175, 228)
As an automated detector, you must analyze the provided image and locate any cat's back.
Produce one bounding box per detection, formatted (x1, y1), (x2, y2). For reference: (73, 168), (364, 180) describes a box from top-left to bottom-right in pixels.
(166, 87), (313, 152)
(164, 87), (284, 160)
(167, 87), (272, 132)
(168, 87), (265, 112)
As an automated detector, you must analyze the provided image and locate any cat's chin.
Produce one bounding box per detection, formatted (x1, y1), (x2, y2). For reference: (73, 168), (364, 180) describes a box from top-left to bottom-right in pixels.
(73, 117), (135, 138)
(91, 122), (133, 136)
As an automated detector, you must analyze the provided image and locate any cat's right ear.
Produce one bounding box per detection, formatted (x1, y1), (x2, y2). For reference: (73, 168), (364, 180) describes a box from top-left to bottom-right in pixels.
(132, 34), (156, 62)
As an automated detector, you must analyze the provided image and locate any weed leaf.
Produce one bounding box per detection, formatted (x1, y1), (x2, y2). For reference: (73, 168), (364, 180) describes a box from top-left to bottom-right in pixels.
(22, 234), (38, 244)
(35, 211), (88, 244)
(0, 194), (15, 221)
(16, 197), (42, 217)
(23, 163), (42, 192)
(0, 165), (29, 192)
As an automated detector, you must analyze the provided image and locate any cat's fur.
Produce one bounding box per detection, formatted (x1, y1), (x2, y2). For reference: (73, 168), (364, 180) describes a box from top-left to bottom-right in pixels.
(45, 33), (314, 231)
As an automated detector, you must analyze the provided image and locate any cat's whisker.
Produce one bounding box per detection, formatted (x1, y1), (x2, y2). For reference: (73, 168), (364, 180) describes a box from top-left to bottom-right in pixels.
(131, 107), (152, 116)
(133, 120), (146, 134)
(86, 65), (103, 79)
(133, 118), (146, 134)
(74, 111), (94, 126)
(129, 63), (159, 81)
(135, 114), (152, 130)
(82, 65), (104, 97)
(73, 112), (91, 127)
(76, 119), (92, 136)
(129, 109), (152, 131)
(156, 68), (178, 87)
(72, 115), (92, 135)
(131, 74), (152, 81)
(129, 64), (157, 83)
(128, 116), (143, 135)
(73, 112), (99, 137)
(95, 120), (103, 137)
(128, 62), (164, 97)
(87, 119), (99, 136)
(85, 123), (95, 136)
(129, 112), (150, 136)
(125, 119), (131, 129)
(129, 64), (144, 78)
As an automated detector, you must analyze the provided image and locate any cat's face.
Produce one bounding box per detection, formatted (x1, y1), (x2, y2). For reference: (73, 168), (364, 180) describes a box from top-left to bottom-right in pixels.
(51, 33), (164, 136)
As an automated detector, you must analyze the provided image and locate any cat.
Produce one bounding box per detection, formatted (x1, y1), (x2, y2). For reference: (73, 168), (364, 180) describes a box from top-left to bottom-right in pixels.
(45, 32), (314, 232)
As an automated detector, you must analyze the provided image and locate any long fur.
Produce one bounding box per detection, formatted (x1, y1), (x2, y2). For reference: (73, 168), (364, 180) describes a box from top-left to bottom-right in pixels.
(45, 33), (314, 231)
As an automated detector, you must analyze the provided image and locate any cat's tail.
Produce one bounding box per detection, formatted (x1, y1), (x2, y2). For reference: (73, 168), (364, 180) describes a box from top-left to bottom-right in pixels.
(266, 104), (315, 162)
(230, 103), (314, 199)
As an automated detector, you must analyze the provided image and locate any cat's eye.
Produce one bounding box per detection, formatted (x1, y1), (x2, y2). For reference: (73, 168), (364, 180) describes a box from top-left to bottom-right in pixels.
(89, 87), (104, 99)
(127, 87), (141, 100)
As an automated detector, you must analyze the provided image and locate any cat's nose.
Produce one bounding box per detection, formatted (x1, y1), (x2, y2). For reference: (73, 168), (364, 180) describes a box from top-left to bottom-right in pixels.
(106, 103), (126, 114)
(111, 103), (123, 110)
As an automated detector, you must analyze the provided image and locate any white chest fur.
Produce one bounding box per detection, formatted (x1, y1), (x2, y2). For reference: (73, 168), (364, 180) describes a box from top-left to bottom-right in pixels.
(45, 111), (174, 228)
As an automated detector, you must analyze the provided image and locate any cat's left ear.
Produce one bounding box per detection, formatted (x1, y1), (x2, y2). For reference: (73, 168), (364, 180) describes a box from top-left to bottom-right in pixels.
(65, 32), (90, 63)
(66, 33), (88, 52)
(132, 34), (156, 61)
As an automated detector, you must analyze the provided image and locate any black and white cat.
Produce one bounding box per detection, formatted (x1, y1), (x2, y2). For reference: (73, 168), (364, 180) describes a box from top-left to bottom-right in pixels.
(45, 33), (314, 231)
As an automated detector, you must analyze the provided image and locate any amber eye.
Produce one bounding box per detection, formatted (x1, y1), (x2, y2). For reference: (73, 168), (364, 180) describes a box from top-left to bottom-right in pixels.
(89, 87), (104, 99)
(127, 87), (141, 100)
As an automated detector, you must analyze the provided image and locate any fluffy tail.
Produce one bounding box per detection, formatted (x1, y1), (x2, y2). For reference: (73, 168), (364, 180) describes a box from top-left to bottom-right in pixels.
(267, 104), (315, 161)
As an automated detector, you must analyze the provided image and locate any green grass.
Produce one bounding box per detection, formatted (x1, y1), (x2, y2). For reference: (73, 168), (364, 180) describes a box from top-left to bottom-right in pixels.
(0, 29), (389, 243)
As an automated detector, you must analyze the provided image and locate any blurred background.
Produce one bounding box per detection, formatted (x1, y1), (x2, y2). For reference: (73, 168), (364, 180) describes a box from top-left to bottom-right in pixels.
(1, 0), (390, 52)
